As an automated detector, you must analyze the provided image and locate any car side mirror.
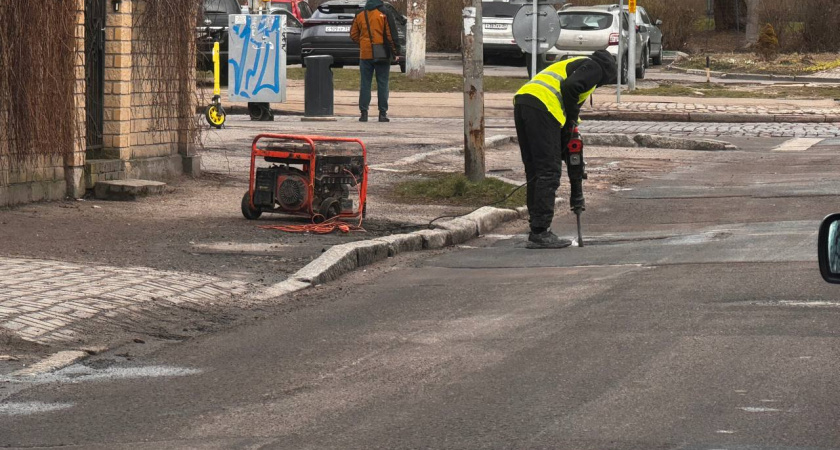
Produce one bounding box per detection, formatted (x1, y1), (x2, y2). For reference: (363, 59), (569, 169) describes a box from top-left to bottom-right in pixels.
(655, 19), (663, 26)
(638, 25), (648, 32)
(818, 213), (840, 283)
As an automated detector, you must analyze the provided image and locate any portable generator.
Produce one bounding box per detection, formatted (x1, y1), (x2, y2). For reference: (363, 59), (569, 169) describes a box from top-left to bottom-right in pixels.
(241, 134), (368, 222)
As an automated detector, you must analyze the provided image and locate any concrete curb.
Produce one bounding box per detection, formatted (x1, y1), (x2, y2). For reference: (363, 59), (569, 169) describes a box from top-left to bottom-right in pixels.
(262, 203), (532, 294)
(372, 135), (512, 169)
(634, 134), (736, 151)
(426, 52), (462, 61)
(666, 65), (840, 84)
(586, 133), (736, 151)
(581, 110), (839, 124)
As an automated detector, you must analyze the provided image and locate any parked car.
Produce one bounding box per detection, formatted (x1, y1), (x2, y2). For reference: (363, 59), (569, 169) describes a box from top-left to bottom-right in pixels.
(301, 0), (407, 72)
(271, 8), (303, 64)
(635, 5), (664, 66)
(198, 0), (305, 80)
(533, 4), (644, 82)
(269, 0), (313, 22)
(482, 1), (524, 62)
(197, 0), (242, 81)
(819, 214), (840, 283)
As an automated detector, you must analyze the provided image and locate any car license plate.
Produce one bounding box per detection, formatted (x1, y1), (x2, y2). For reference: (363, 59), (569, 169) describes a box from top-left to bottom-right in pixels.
(325, 26), (350, 33)
(484, 23), (507, 30)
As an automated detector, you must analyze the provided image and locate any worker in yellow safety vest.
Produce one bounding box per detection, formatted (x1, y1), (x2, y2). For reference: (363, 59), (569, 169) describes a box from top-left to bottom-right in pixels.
(515, 49), (617, 249)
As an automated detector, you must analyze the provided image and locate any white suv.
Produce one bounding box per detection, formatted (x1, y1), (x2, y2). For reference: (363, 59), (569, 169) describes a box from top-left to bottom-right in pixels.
(535, 4), (644, 82)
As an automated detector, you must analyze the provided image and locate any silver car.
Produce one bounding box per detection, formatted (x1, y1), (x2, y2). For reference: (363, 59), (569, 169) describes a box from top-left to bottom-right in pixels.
(538, 4), (644, 83)
(635, 6), (664, 66)
(482, 1), (524, 61)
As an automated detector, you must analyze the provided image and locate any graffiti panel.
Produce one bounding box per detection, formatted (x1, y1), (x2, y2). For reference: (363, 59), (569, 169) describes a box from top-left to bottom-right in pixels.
(228, 14), (287, 103)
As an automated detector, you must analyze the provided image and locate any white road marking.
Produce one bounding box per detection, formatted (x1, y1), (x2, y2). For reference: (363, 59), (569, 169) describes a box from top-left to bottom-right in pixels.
(715, 430), (736, 434)
(739, 406), (782, 412)
(0, 402), (74, 416)
(12, 351), (88, 377)
(4, 364), (202, 384)
(772, 138), (823, 152)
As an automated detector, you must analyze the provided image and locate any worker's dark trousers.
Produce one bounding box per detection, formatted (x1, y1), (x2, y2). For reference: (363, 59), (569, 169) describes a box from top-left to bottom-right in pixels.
(514, 103), (564, 231)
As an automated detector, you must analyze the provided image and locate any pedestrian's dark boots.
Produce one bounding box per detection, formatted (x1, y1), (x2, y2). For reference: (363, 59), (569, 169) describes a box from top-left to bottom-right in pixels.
(360, 111), (368, 122)
(527, 229), (572, 249)
(379, 112), (390, 122)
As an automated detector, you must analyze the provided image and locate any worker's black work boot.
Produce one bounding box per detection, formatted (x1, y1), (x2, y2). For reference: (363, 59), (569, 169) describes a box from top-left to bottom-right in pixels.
(379, 112), (390, 123)
(359, 111), (368, 122)
(527, 229), (572, 249)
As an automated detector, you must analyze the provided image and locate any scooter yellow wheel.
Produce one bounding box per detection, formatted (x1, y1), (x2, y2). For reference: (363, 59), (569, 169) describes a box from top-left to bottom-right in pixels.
(205, 104), (226, 129)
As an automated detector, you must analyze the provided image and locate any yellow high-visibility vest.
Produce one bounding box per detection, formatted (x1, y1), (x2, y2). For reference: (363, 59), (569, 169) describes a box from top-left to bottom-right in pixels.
(515, 57), (597, 126)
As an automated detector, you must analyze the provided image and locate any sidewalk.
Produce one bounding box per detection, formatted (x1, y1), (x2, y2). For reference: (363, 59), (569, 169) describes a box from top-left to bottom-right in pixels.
(207, 81), (840, 123)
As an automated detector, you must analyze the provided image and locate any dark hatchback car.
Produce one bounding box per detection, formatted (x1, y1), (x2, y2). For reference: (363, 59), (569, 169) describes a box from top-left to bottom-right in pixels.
(198, 0), (304, 78)
(196, 0), (241, 78)
(301, 0), (407, 72)
(271, 8), (304, 64)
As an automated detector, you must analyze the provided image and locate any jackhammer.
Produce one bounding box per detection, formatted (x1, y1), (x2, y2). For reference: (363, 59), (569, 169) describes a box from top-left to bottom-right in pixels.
(565, 126), (587, 247)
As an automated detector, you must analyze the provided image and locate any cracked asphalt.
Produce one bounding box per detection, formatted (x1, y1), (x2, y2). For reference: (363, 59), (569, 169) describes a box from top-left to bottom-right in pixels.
(2, 135), (840, 449)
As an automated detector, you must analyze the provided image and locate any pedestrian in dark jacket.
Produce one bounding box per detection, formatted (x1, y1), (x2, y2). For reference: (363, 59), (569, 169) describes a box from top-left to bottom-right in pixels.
(350, 0), (400, 122)
(513, 50), (617, 249)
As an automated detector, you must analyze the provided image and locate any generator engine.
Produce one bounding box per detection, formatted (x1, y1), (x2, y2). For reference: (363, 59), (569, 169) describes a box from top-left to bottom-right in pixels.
(243, 135), (368, 222)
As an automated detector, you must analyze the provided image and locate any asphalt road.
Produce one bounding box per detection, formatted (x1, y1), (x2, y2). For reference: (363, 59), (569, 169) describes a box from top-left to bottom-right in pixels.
(3, 137), (840, 449)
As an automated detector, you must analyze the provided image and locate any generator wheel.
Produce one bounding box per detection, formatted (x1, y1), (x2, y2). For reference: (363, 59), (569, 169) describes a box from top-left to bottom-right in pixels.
(318, 198), (341, 221)
(241, 192), (262, 220)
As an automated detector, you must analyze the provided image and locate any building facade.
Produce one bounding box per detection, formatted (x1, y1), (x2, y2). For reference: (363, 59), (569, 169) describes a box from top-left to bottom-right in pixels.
(0, 0), (200, 208)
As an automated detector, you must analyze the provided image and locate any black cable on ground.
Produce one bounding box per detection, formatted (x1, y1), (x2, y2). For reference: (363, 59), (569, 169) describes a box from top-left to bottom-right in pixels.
(427, 179), (531, 229)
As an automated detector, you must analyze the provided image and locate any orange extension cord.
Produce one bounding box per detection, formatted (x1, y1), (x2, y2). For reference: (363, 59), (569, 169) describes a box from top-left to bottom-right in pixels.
(259, 214), (365, 234)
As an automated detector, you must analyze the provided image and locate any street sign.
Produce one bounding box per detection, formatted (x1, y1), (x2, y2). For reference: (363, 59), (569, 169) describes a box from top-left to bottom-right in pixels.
(511, 4), (562, 55)
(628, 0), (636, 13)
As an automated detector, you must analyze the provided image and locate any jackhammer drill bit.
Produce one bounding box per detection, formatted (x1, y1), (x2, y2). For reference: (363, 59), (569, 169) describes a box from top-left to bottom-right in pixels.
(575, 209), (584, 247)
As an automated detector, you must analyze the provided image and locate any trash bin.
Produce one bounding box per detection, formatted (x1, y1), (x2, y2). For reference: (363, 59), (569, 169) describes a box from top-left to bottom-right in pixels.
(304, 55), (334, 117)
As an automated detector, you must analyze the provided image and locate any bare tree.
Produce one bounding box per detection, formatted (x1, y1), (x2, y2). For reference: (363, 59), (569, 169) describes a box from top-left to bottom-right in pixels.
(743, 0), (762, 47)
(714, 0), (744, 31)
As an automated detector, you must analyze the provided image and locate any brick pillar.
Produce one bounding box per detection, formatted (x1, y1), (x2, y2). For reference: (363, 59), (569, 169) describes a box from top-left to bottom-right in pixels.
(102, 0), (132, 160)
(65, 0), (87, 198)
(180, 62), (201, 177)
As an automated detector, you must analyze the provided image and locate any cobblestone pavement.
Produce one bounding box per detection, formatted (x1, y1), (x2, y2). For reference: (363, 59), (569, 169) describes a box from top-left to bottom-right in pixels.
(0, 257), (248, 345)
(589, 101), (840, 116)
(575, 120), (840, 138)
(814, 66), (840, 79)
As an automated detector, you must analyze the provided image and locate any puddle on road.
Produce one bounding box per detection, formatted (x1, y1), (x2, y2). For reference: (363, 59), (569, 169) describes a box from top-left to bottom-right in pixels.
(0, 401), (74, 416)
(2, 364), (202, 385)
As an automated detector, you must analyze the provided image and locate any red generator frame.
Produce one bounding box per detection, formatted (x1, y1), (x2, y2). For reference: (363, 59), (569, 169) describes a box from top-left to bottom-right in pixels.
(242, 134), (368, 221)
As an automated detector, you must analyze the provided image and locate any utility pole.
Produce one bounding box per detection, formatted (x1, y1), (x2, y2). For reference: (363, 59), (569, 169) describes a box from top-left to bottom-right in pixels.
(616, 0), (624, 102)
(530, 0), (538, 78)
(627, 0), (636, 91)
(406, 0), (427, 79)
(461, 1), (485, 182)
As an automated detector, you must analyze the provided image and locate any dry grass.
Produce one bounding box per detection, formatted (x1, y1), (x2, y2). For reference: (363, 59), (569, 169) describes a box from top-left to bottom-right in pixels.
(677, 53), (840, 75)
(630, 81), (840, 100)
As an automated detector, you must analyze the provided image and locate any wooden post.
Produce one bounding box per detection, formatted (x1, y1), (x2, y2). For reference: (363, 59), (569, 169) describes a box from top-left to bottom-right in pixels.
(406, 0), (427, 79)
(461, 1), (485, 182)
